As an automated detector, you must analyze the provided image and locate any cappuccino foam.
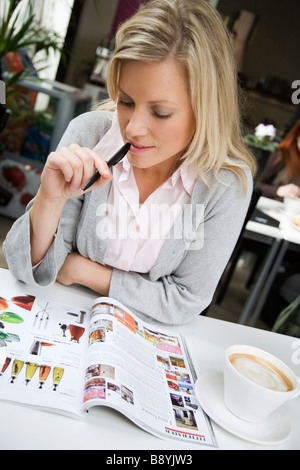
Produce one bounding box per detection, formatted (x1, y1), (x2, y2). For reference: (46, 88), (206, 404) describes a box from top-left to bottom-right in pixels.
(229, 353), (294, 392)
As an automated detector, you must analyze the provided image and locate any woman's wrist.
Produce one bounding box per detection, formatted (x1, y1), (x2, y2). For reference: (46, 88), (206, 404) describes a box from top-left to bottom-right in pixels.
(82, 260), (113, 296)
(61, 254), (113, 296)
(35, 185), (68, 208)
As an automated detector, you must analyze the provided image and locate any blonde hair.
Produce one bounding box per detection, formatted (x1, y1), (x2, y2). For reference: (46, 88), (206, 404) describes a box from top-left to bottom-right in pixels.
(101, 0), (256, 187)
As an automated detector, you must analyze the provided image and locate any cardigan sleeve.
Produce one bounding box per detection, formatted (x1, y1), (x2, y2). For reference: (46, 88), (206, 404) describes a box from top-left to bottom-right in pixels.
(3, 111), (112, 287)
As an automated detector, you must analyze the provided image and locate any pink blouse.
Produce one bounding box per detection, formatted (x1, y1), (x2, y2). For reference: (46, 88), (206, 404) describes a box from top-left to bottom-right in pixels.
(93, 114), (197, 273)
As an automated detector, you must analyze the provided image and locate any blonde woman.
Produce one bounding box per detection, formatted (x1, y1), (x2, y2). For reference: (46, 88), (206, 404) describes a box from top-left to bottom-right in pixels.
(4, 0), (255, 324)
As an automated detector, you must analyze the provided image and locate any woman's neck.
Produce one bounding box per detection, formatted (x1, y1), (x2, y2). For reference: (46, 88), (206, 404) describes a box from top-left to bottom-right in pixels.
(133, 157), (180, 205)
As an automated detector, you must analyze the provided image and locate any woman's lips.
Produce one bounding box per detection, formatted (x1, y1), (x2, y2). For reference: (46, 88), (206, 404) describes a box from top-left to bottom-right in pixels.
(129, 142), (154, 154)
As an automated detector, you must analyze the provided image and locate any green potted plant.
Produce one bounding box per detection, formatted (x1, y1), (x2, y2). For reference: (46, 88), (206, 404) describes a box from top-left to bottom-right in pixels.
(0, 0), (68, 217)
(0, 0), (69, 163)
(0, 0), (65, 98)
(244, 123), (278, 153)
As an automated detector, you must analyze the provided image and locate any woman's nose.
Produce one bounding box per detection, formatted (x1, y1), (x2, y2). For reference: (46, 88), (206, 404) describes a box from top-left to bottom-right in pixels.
(125, 108), (149, 138)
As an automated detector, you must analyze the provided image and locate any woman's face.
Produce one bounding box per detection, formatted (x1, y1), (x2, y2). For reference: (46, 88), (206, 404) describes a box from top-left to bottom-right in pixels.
(117, 58), (195, 175)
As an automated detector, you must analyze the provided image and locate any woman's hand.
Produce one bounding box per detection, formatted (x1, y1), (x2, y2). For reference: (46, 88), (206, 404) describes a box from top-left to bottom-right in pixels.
(56, 252), (113, 296)
(40, 144), (113, 202)
(276, 183), (300, 198)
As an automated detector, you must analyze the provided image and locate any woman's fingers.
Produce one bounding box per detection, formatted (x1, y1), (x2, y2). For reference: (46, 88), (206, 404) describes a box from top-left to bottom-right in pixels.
(47, 149), (75, 183)
(46, 144), (112, 194)
(74, 146), (113, 190)
(65, 144), (113, 189)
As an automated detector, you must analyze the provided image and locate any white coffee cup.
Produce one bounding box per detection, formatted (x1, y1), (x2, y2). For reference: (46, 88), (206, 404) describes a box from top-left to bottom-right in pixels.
(224, 345), (300, 422)
(284, 196), (300, 216)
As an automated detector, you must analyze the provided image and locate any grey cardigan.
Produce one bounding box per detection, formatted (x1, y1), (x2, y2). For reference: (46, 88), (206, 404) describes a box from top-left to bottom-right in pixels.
(3, 111), (253, 325)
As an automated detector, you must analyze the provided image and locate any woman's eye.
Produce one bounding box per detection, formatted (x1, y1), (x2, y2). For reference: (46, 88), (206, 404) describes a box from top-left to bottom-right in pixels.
(153, 111), (172, 119)
(118, 98), (172, 119)
(152, 107), (173, 119)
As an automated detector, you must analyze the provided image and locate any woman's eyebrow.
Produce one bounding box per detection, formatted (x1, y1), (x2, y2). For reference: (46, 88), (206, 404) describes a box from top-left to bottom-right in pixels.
(118, 87), (131, 98)
(118, 86), (175, 106)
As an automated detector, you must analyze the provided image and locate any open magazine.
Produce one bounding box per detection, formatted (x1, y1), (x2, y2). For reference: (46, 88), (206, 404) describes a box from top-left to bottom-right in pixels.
(0, 286), (216, 447)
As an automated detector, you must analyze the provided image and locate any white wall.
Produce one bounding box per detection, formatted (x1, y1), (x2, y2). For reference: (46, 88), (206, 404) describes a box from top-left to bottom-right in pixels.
(33, 0), (75, 80)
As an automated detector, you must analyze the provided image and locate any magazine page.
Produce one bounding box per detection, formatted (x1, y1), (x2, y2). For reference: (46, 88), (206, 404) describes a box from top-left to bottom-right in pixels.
(0, 287), (89, 417)
(82, 297), (217, 447)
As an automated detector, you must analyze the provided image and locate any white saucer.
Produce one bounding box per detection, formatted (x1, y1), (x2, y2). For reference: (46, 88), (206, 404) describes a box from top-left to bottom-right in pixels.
(195, 372), (291, 446)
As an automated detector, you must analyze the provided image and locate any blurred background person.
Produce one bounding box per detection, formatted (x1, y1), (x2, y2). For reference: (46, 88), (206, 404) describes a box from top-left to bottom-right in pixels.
(256, 119), (300, 199)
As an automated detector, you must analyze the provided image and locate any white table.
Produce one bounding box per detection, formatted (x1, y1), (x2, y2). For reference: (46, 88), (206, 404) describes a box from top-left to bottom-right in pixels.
(0, 268), (299, 450)
(247, 196), (300, 244)
(237, 197), (300, 326)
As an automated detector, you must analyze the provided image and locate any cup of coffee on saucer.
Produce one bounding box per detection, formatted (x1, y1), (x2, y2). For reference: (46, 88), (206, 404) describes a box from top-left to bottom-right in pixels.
(224, 344), (300, 423)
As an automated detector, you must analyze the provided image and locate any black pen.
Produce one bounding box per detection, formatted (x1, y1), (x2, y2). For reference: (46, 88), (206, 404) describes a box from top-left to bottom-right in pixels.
(82, 142), (131, 191)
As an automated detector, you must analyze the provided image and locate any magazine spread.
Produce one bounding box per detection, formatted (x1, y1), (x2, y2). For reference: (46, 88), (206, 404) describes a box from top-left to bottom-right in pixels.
(0, 286), (216, 447)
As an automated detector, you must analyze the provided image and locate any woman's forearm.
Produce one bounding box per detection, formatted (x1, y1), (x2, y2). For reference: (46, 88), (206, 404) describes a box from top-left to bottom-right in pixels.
(75, 258), (113, 296)
(29, 188), (66, 266)
(56, 253), (113, 296)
